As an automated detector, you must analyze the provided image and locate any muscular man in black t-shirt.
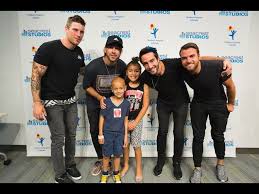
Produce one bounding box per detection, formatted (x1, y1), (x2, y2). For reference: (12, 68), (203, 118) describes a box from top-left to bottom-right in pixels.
(31, 15), (86, 183)
(179, 42), (236, 183)
(82, 35), (126, 176)
(139, 46), (233, 180)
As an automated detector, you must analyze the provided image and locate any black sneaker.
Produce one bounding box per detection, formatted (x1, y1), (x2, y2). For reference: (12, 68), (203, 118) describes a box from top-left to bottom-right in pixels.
(153, 164), (163, 176)
(66, 164), (82, 180)
(173, 163), (182, 180)
(55, 173), (75, 183)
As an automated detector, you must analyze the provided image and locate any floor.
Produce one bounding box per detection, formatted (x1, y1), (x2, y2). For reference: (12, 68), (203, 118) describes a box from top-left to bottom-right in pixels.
(0, 147), (259, 183)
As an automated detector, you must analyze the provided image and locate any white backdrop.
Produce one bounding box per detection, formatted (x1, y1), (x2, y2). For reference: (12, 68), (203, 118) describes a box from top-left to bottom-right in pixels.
(18, 11), (249, 157)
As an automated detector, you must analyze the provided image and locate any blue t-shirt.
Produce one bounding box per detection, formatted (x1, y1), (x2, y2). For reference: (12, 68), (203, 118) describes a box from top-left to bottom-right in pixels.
(100, 97), (130, 133)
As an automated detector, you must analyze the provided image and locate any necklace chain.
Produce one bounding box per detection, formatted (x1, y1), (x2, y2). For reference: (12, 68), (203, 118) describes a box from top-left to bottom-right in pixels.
(151, 76), (160, 89)
(104, 63), (117, 78)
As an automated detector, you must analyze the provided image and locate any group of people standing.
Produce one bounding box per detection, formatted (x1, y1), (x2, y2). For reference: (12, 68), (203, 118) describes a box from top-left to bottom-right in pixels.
(31, 15), (236, 183)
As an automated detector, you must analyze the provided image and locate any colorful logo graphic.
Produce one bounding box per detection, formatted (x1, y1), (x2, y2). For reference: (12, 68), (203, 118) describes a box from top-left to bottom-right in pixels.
(36, 133), (45, 146)
(150, 24), (159, 39)
(228, 25), (237, 40)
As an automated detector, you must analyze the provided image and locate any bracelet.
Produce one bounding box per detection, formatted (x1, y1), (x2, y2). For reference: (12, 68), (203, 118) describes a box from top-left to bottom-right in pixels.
(98, 135), (104, 140)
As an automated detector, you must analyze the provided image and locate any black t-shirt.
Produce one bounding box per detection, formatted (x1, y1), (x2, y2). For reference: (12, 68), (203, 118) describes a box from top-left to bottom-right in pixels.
(182, 60), (230, 104)
(82, 57), (126, 110)
(125, 82), (144, 120)
(33, 39), (85, 100)
(140, 58), (190, 107)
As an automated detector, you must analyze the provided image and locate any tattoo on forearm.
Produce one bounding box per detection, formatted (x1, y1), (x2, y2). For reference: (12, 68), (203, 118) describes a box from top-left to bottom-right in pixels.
(31, 62), (47, 92)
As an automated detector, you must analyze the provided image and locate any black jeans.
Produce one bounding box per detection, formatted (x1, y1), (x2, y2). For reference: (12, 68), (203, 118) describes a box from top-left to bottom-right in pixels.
(87, 107), (103, 159)
(190, 102), (230, 167)
(45, 103), (78, 178)
(156, 102), (188, 165)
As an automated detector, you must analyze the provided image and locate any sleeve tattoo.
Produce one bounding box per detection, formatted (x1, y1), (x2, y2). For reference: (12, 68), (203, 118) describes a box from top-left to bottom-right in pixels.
(31, 62), (47, 94)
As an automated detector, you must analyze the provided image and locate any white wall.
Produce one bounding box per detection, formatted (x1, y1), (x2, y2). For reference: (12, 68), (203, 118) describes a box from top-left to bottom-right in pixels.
(0, 11), (25, 145)
(0, 11), (24, 123)
(0, 11), (259, 148)
(236, 11), (259, 147)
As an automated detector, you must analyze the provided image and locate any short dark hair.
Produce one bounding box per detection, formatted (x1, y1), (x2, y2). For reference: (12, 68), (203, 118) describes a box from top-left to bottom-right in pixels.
(179, 42), (200, 56)
(66, 15), (86, 28)
(139, 46), (159, 64)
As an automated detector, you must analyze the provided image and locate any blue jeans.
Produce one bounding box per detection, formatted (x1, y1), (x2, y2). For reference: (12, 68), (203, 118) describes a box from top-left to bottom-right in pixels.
(45, 103), (78, 178)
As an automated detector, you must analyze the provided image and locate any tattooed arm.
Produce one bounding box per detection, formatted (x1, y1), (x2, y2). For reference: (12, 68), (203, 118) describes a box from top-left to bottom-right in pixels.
(31, 61), (48, 120)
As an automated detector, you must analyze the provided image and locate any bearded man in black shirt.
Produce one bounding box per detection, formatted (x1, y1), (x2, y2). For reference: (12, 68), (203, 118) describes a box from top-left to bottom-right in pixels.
(139, 46), (232, 180)
(179, 42), (236, 183)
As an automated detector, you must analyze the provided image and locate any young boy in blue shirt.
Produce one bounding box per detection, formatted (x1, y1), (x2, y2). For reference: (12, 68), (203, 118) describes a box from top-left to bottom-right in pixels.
(98, 77), (130, 183)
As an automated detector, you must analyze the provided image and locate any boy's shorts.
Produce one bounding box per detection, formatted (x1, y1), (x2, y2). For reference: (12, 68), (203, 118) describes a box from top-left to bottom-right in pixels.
(103, 131), (124, 157)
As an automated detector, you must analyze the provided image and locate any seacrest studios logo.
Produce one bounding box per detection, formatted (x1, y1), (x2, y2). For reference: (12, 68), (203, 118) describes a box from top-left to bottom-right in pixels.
(141, 139), (157, 146)
(101, 30), (131, 39)
(186, 11), (204, 22)
(224, 25), (240, 46)
(21, 29), (51, 37)
(36, 133), (45, 146)
(219, 11), (248, 16)
(222, 56), (243, 64)
(179, 31), (209, 39)
(207, 140), (234, 147)
(27, 119), (48, 126)
(76, 139), (93, 146)
(147, 23), (164, 45)
(140, 11), (171, 14)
